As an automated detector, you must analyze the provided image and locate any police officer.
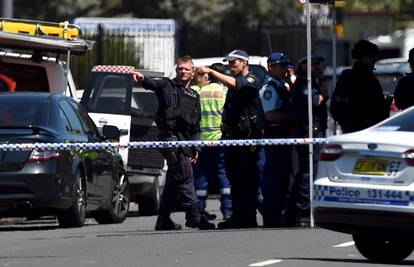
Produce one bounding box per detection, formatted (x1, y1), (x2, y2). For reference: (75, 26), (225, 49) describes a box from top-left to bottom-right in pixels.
(197, 49), (262, 229)
(394, 48), (414, 110)
(259, 52), (295, 228)
(133, 56), (215, 231)
(285, 55), (327, 227)
(331, 39), (390, 133)
(192, 64), (232, 221)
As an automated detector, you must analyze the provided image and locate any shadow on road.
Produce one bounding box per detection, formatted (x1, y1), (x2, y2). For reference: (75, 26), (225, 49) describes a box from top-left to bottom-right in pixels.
(284, 257), (414, 265)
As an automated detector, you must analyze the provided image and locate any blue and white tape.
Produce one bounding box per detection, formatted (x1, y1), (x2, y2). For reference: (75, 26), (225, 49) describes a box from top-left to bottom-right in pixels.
(0, 138), (327, 151)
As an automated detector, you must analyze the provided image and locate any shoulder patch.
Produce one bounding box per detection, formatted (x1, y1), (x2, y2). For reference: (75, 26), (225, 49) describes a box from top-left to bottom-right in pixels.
(247, 76), (255, 83)
(263, 90), (272, 100)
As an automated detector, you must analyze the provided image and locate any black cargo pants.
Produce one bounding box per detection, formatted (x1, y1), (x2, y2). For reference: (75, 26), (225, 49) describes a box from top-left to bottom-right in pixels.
(158, 153), (198, 216)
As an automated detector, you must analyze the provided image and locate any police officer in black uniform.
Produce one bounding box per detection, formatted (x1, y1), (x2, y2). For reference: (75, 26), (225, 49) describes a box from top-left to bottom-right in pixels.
(394, 48), (414, 110)
(133, 56), (215, 231)
(285, 55), (327, 227)
(331, 40), (390, 133)
(197, 49), (262, 229)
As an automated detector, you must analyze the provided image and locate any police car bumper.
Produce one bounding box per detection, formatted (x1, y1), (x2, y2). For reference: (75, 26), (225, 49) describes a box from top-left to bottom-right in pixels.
(313, 177), (414, 234)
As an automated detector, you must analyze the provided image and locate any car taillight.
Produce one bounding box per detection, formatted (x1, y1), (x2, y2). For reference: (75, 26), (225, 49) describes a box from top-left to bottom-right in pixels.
(319, 144), (343, 161)
(28, 149), (60, 162)
(402, 149), (414, 166)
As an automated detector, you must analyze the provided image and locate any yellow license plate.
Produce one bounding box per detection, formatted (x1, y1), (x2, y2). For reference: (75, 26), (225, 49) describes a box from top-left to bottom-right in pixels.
(353, 159), (388, 175)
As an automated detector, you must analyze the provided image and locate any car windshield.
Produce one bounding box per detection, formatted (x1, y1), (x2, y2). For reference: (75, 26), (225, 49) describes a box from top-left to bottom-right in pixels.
(374, 108), (414, 132)
(0, 98), (48, 127)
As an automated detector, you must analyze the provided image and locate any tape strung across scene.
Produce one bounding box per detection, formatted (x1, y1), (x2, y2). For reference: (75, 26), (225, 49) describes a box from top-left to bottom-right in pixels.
(0, 138), (327, 151)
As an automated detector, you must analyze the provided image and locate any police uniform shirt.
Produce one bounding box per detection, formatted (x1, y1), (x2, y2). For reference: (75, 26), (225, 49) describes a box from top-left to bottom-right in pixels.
(259, 74), (283, 113)
(222, 73), (259, 126)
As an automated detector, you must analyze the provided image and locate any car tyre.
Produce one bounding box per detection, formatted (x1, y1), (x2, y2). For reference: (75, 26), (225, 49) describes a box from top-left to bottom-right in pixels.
(57, 170), (86, 228)
(353, 233), (414, 263)
(94, 169), (130, 224)
(139, 176), (160, 216)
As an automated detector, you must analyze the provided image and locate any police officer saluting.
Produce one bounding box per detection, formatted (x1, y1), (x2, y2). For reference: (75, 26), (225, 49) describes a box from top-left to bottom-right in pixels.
(133, 56), (215, 231)
(197, 49), (262, 229)
(259, 52), (295, 227)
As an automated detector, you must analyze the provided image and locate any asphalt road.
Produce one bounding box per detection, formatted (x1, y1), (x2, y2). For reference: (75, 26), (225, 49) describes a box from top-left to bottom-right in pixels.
(0, 201), (413, 267)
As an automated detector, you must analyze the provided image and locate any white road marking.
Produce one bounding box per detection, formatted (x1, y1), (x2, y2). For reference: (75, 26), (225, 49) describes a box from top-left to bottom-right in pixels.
(333, 241), (355, 248)
(249, 259), (283, 266)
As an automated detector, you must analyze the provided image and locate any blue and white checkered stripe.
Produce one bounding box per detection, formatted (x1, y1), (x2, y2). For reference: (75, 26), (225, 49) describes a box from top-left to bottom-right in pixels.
(313, 185), (414, 202)
(0, 137), (326, 151)
(313, 185), (328, 201)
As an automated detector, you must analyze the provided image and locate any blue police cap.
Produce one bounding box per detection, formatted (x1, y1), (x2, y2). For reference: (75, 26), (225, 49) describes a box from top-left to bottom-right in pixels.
(267, 52), (292, 66)
(223, 49), (249, 62)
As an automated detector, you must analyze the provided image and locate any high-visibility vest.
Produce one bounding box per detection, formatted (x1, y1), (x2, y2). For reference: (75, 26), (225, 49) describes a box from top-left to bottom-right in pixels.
(0, 74), (16, 92)
(196, 82), (227, 140)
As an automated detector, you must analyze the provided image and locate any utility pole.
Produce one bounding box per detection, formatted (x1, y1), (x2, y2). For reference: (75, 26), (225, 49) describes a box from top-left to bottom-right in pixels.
(1, 0), (13, 18)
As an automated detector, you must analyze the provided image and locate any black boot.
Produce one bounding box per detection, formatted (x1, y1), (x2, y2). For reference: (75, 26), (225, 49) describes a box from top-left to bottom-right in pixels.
(155, 215), (182, 231)
(185, 204), (215, 230)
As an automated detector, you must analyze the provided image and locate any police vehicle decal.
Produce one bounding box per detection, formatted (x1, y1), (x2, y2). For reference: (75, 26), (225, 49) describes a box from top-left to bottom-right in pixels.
(314, 185), (413, 206)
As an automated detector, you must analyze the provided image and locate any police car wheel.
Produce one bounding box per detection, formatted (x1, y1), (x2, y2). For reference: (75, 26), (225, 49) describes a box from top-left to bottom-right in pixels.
(353, 233), (414, 263)
(139, 176), (160, 216)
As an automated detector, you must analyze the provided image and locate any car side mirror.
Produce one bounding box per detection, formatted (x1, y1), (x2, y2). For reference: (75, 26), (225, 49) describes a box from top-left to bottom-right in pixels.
(102, 125), (121, 141)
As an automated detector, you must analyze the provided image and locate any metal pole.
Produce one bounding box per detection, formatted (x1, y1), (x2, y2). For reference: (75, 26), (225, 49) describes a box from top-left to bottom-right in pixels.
(306, 0), (315, 228)
(331, 2), (337, 136)
(1, 0), (13, 18)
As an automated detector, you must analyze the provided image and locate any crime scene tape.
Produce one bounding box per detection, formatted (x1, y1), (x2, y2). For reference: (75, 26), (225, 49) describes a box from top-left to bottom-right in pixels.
(0, 138), (327, 151)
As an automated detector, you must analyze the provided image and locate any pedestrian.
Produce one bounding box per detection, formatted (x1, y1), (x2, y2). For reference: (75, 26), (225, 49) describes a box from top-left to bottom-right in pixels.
(258, 52), (295, 228)
(133, 56), (215, 231)
(197, 49), (262, 229)
(330, 39), (390, 133)
(192, 63), (232, 221)
(394, 48), (414, 110)
(285, 55), (327, 227)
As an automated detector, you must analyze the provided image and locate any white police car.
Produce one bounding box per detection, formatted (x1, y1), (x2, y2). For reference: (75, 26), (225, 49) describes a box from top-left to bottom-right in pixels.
(314, 106), (414, 263)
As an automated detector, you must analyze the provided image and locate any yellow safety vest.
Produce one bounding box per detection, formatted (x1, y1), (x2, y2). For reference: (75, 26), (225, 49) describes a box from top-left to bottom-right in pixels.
(194, 83), (227, 140)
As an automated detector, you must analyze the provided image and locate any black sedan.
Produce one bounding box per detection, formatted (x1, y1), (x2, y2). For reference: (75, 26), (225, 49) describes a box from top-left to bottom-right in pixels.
(0, 93), (130, 227)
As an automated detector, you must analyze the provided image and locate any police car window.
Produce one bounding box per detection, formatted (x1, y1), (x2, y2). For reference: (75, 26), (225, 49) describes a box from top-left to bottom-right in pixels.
(89, 75), (129, 114)
(375, 109), (414, 132)
(132, 88), (159, 115)
(60, 100), (83, 135)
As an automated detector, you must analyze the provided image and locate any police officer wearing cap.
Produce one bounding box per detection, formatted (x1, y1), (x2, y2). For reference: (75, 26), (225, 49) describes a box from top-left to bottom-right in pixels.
(197, 49), (262, 229)
(394, 48), (414, 110)
(331, 39), (390, 133)
(259, 52), (295, 228)
(133, 56), (215, 231)
(285, 55), (327, 227)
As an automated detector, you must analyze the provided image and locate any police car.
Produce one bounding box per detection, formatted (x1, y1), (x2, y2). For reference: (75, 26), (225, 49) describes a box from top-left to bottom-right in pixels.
(314, 106), (414, 263)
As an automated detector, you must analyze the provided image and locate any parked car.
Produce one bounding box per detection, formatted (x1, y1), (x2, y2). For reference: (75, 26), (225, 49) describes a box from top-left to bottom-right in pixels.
(314, 106), (414, 263)
(0, 93), (129, 228)
(80, 66), (166, 216)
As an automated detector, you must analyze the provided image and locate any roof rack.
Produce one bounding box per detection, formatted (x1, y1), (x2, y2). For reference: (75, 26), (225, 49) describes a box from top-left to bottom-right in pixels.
(0, 18), (80, 40)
